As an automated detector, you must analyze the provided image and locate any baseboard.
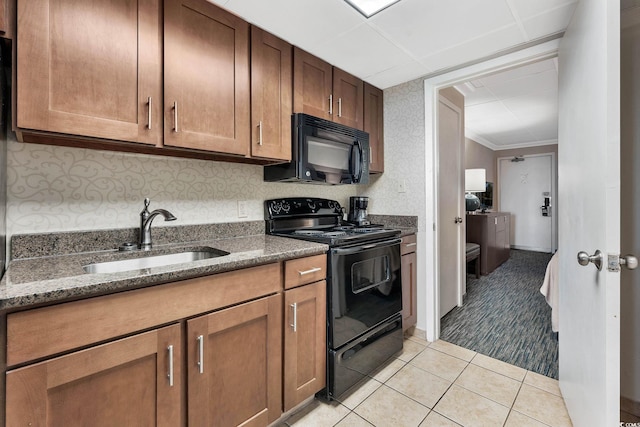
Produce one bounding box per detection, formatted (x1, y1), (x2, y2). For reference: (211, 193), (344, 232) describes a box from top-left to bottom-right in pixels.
(404, 327), (427, 341)
(622, 396), (640, 417)
(511, 245), (553, 253)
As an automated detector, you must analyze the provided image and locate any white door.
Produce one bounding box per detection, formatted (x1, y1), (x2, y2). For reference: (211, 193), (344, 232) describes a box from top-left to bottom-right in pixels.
(499, 154), (554, 252)
(438, 95), (464, 317)
(557, 0), (620, 424)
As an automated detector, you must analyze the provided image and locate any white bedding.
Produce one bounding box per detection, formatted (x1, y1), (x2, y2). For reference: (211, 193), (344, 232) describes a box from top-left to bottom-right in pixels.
(540, 251), (559, 333)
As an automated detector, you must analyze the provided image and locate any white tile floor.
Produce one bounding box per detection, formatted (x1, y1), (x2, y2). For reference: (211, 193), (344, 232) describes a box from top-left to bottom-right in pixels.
(282, 336), (573, 427)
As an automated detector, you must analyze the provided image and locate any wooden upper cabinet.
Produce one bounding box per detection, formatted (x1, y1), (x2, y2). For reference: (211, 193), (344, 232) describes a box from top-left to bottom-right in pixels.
(164, 0), (250, 156)
(6, 324), (182, 427)
(251, 26), (292, 161)
(293, 47), (333, 121)
(333, 67), (363, 130)
(17, 0), (163, 145)
(364, 82), (384, 173)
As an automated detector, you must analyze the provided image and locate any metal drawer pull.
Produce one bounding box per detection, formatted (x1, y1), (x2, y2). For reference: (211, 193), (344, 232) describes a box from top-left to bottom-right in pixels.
(291, 303), (297, 332)
(172, 101), (178, 132)
(338, 98), (342, 117)
(258, 121), (263, 146)
(147, 97), (152, 130)
(404, 243), (417, 247)
(328, 94), (333, 115)
(196, 335), (204, 374)
(167, 345), (174, 386)
(298, 267), (321, 276)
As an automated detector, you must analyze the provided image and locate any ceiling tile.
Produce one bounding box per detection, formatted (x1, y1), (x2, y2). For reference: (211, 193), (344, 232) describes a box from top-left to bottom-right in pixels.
(508, 0), (577, 20)
(312, 24), (414, 78)
(456, 86), (499, 107)
(485, 69), (557, 100)
(520, 2), (577, 40)
(478, 58), (556, 87)
(370, 0), (516, 60)
(364, 59), (431, 89)
(420, 24), (525, 72)
(219, 0), (364, 48)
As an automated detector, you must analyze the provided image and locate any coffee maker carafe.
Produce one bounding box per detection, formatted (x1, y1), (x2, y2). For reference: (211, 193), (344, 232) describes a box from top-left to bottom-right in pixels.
(347, 196), (370, 226)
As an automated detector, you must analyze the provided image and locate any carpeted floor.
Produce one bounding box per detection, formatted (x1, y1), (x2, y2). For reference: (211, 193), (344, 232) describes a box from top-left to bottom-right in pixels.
(440, 249), (558, 379)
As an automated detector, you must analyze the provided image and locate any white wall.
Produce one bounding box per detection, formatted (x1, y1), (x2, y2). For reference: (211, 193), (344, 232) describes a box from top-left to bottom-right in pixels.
(7, 141), (357, 236)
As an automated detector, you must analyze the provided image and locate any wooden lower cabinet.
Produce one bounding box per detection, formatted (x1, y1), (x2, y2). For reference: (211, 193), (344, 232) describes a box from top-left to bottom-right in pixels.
(401, 234), (418, 331)
(283, 280), (326, 411)
(6, 324), (182, 427)
(187, 294), (283, 426)
(466, 213), (511, 275)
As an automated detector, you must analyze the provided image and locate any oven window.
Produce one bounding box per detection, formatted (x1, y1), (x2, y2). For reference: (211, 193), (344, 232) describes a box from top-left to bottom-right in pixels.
(308, 137), (350, 171)
(351, 255), (391, 293)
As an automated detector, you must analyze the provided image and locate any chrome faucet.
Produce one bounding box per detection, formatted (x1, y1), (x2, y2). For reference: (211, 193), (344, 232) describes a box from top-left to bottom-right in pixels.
(139, 198), (177, 250)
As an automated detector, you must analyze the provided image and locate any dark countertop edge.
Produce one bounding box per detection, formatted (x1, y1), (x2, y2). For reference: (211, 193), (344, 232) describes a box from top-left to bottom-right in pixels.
(0, 235), (328, 312)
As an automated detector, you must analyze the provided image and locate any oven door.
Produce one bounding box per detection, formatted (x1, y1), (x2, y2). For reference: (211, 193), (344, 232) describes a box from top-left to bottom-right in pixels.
(328, 238), (402, 349)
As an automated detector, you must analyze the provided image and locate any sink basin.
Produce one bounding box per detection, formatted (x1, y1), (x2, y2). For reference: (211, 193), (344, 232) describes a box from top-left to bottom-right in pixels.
(83, 247), (230, 274)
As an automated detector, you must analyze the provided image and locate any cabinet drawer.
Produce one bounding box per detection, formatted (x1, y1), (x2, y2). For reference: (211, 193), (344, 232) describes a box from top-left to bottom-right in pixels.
(7, 263), (281, 367)
(401, 234), (417, 255)
(284, 254), (326, 289)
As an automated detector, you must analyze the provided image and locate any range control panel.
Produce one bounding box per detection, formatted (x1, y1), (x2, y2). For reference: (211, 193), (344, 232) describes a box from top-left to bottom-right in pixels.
(265, 198), (342, 218)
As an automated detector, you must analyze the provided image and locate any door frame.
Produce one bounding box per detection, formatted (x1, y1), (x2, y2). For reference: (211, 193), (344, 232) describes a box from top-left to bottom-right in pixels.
(423, 39), (561, 341)
(497, 152), (558, 253)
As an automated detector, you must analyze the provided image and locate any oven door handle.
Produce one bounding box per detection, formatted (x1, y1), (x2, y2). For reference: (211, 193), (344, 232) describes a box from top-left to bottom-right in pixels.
(332, 238), (402, 255)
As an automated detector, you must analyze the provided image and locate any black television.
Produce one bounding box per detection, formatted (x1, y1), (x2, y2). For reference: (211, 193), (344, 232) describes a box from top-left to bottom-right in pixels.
(474, 182), (493, 210)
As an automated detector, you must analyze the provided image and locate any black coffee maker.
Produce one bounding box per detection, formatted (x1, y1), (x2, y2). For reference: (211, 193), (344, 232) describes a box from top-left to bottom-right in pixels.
(347, 196), (370, 226)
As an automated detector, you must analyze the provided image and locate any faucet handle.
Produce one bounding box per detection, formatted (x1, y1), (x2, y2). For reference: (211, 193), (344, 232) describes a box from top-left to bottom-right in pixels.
(144, 198), (150, 209)
(140, 198), (151, 218)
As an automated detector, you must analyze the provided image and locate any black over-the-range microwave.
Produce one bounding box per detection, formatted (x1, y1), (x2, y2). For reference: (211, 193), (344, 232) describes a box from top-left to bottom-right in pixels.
(264, 113), (370, 185)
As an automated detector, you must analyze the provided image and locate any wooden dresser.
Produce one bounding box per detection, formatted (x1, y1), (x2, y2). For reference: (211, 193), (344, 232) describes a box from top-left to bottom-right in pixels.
(466, 212), (511, 275)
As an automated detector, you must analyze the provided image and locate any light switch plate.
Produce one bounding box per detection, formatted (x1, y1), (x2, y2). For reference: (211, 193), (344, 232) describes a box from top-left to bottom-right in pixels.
(237, 200), (248, 218)
(398, 179), (407, 193)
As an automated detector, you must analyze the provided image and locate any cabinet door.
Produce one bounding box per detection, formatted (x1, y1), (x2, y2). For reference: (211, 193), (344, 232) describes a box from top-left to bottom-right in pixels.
(17, 0), (162, 145)
(164, 0), (250, 155)
(364, 83), (384, 173)
(402, 252), (417, 331)
(251, 26), (292, 161)
(6, 324), (182, 427)
(293, 47), (333, 120)
(188, 294), (282, 426)
(333, 67), (364, 130)
(283, 281), (327, 411)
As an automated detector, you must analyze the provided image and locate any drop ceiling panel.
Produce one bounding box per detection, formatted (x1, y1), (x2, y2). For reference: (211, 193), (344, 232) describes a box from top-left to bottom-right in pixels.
(369, 0), (515, 60)
(364, 59), (431, 89)
(520, 2), (577, 40)
(508, 0), (577, 20)
(311, 24), (414, 78)
(485, 70), (557, 100)
(420, 24), (525, 72)
(478, 59), (556, 87)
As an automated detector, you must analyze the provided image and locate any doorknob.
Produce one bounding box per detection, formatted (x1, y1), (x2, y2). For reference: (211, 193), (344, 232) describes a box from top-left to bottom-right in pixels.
(619, 254), (638, 270)
(577, 250), (603, 271)
(454, 217), (462, 224)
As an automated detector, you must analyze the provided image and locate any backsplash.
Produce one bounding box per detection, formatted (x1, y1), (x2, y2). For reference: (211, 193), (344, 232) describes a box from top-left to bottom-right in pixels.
(7, 141), (357, 236)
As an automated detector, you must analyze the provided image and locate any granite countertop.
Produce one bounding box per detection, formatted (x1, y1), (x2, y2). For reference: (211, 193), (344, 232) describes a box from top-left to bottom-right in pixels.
(0, 233), (327, 311)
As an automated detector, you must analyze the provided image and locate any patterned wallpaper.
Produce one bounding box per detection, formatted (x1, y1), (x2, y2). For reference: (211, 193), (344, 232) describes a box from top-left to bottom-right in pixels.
(360, 78), (426, 230)
(7, 141), (356, 236)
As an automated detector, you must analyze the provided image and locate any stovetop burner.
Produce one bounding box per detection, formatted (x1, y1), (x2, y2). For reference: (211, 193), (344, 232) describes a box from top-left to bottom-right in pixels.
(265, 197), (401, 246)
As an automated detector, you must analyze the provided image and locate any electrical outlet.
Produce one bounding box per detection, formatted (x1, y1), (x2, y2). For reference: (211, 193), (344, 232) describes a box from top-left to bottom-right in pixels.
(398, 179), (407, 193)
(237, 200), (248, 218)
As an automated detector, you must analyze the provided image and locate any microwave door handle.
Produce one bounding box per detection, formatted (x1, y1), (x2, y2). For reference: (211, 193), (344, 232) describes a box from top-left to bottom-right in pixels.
(353, 140), (363, 182)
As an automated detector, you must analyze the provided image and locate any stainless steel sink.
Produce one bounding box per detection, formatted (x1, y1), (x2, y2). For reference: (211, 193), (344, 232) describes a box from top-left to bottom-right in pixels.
(83, 247), (230, 274)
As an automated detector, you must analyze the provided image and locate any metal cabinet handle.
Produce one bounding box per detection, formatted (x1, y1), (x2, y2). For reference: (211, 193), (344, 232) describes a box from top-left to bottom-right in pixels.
(338, 98), (342, 117)
(404, 243), (417, 247)
(196, 334), (204, 374)
(147, 97), (152, 130)
(258, 121), (263, 146)
(172, 101), (178, 132)
(298, 267), (321, 276)
(290, 303), (297, 332)
(577, 250), (603, 271)
(167, 344), (174, 386)
(328, 94), (333, 115)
